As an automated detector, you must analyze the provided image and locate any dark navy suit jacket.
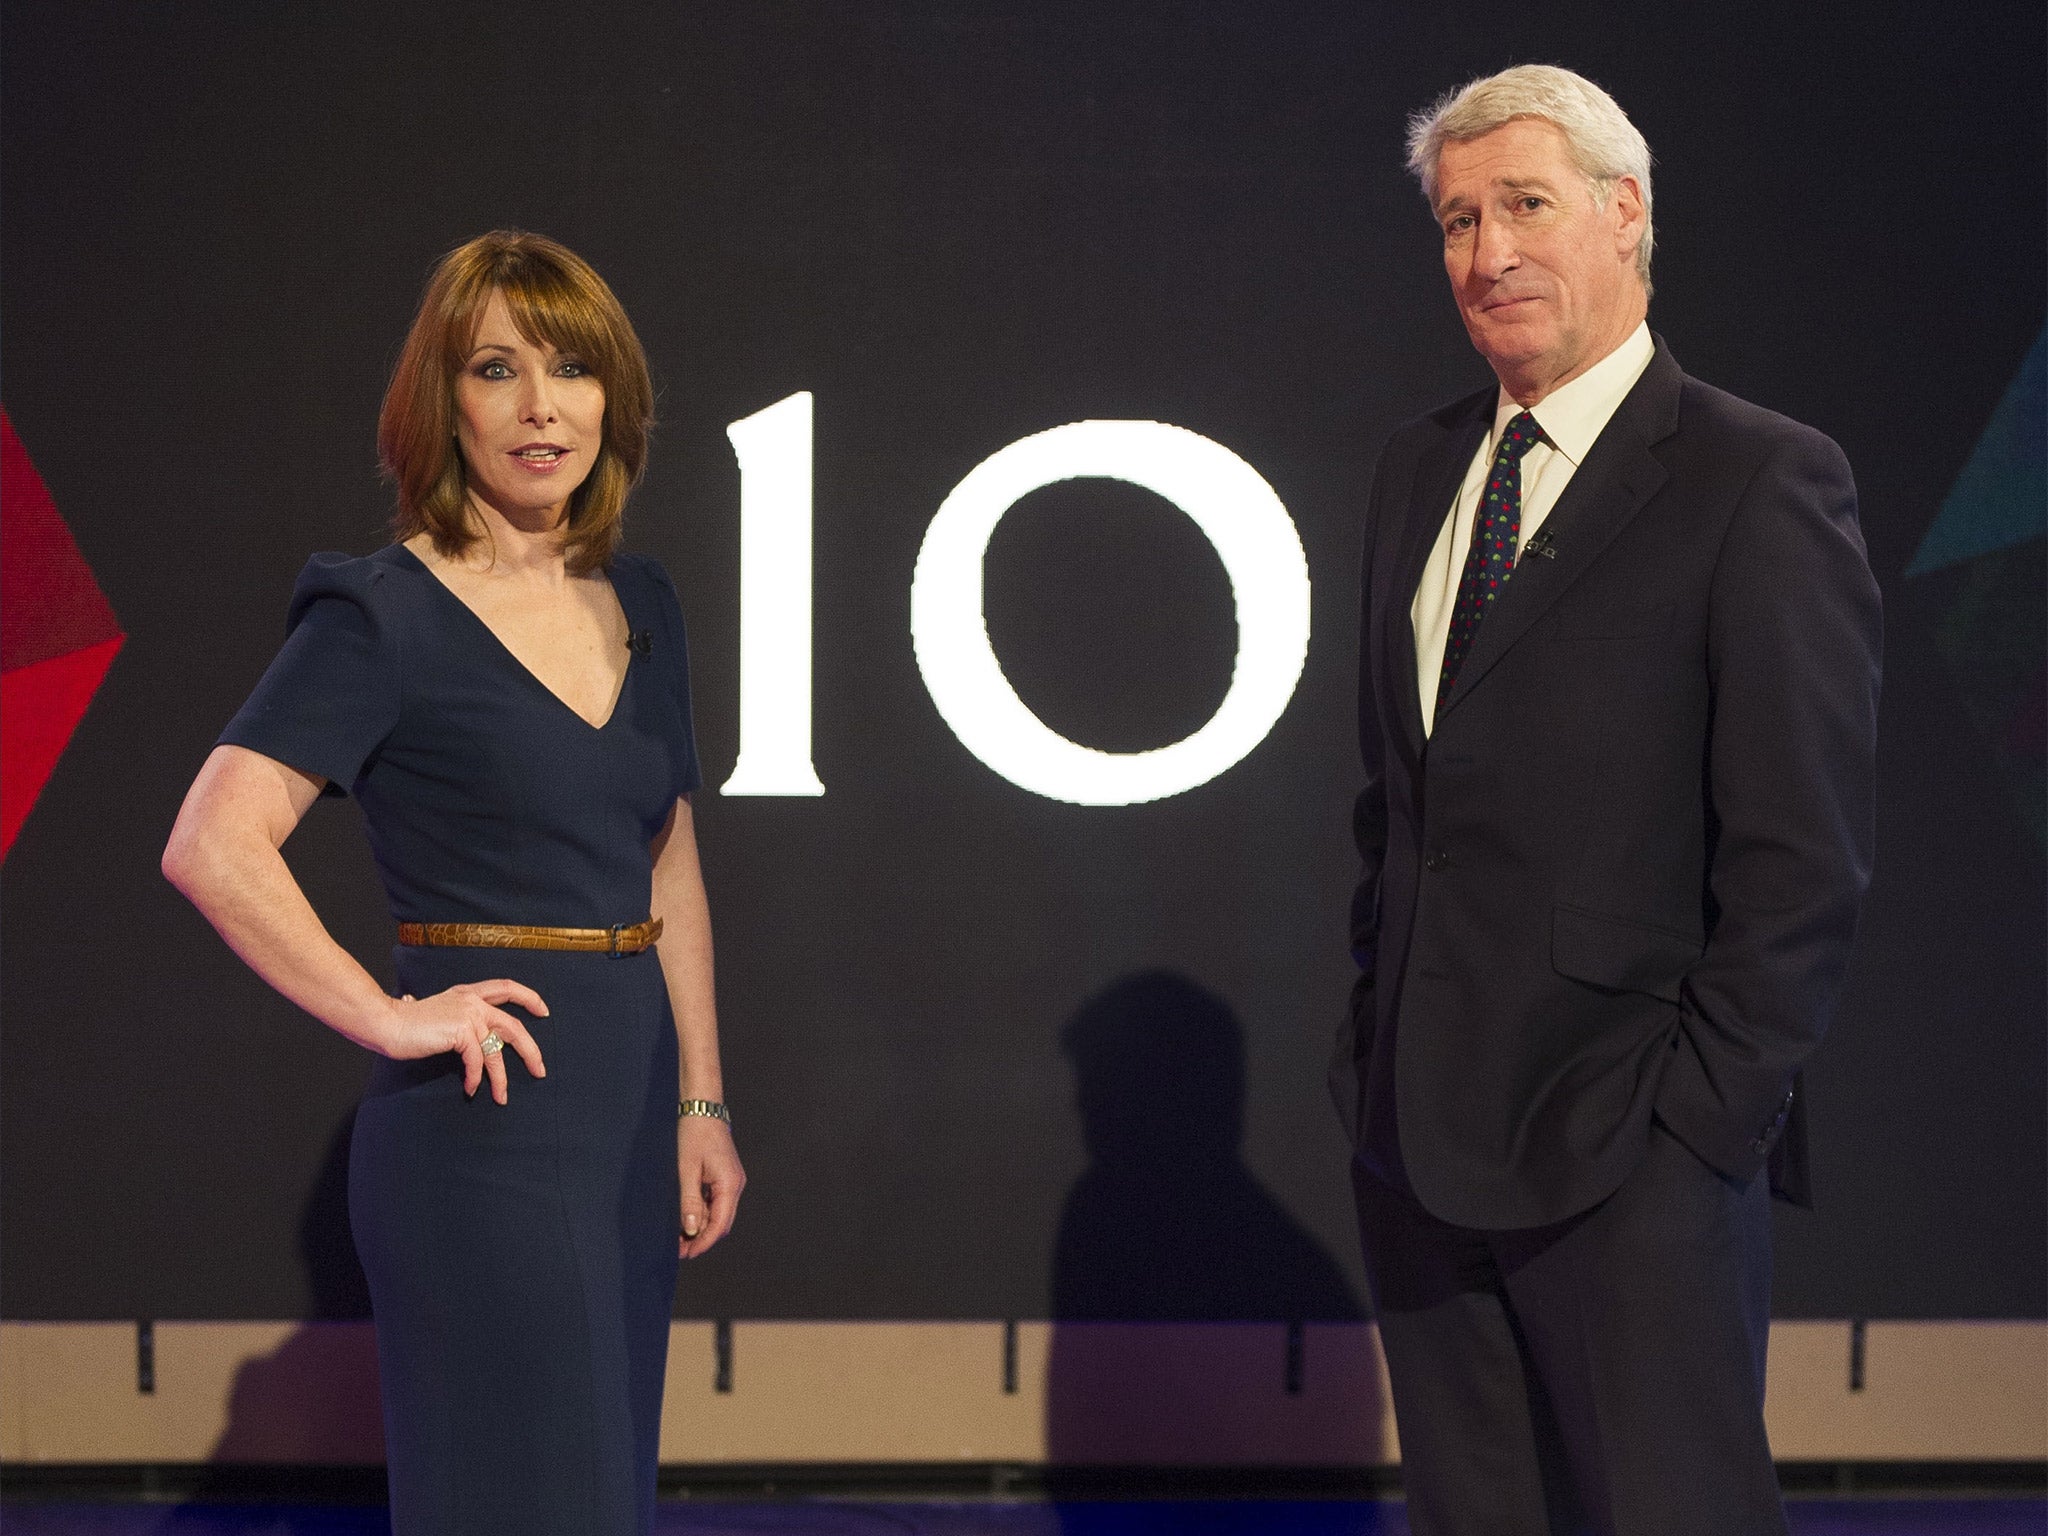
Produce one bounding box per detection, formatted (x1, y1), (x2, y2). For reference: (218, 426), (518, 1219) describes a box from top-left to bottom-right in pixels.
(1330, 336), (1882, 1231)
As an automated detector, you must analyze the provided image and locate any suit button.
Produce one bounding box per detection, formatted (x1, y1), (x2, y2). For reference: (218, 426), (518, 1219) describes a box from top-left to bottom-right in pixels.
(1423, 850), (1449, 872)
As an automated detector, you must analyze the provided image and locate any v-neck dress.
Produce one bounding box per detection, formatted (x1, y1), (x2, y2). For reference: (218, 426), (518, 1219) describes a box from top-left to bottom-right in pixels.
(220, 543), (702, 1536)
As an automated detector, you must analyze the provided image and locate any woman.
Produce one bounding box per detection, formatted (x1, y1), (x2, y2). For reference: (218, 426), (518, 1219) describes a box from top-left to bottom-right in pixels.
(162, 230), (743, 1534)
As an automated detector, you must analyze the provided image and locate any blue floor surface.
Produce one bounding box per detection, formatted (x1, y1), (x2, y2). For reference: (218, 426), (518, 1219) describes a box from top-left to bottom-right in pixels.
(3, 1502), (2044, 1535)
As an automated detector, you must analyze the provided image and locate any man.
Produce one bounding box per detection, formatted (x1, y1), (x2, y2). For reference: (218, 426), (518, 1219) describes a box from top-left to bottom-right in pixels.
(1328, 65), (1881, 1534)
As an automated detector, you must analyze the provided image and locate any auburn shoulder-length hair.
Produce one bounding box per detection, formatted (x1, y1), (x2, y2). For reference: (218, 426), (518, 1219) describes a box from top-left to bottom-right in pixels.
(379, 231), (655, 575)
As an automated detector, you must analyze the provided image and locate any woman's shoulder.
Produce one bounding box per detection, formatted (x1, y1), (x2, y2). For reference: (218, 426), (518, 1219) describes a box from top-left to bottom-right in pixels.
(610, 549), (687, 624)
(285, 544), (426, 630)
(610, 548), (678, 595)
(609, 551), (694, 672)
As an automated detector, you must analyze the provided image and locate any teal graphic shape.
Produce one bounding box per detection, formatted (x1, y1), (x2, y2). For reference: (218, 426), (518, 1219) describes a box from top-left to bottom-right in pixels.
(1907, 328), (2045, 576)
(1907, 327), (2046, 850)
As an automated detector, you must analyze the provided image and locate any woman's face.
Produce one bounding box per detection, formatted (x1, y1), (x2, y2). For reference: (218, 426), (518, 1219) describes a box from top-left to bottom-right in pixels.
(452, 288), (607, 527)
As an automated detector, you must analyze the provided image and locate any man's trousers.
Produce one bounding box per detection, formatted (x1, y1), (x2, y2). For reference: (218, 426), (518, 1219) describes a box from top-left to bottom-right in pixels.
(1352, 1120), (1786, 1536)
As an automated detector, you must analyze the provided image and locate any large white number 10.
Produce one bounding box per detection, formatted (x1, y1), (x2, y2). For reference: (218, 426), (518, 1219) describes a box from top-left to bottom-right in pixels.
(720, 395), (1312, 807)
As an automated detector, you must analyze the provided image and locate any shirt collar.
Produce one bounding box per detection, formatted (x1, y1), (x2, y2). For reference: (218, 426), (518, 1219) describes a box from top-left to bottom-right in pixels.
(1492, 321), (1655, 467)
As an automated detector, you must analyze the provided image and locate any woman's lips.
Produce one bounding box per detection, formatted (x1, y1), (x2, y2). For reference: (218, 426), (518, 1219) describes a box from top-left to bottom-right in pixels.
(508, 446), (573, 472)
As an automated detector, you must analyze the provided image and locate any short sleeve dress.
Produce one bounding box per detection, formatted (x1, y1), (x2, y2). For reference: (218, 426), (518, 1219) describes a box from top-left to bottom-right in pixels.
(220, 543), (702, 1536)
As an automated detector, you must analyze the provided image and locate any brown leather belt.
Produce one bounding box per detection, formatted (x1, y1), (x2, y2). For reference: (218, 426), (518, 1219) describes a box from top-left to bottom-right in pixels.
(396, 917), (663, 956)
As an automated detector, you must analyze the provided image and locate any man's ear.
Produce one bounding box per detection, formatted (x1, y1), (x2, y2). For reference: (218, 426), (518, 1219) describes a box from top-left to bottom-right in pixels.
(1611, 174), (1647, 259)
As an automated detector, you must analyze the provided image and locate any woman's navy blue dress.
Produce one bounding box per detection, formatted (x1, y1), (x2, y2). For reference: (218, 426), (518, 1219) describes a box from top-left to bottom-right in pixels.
(221, 544), (700, 1535)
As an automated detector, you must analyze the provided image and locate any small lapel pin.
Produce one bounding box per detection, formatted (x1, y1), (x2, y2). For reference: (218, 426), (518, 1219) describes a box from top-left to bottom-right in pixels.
(1522, 530), (1558, 562)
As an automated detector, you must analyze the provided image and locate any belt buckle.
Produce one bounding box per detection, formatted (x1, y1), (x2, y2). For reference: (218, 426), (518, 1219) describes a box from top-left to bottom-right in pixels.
(609, 922), (625, 958)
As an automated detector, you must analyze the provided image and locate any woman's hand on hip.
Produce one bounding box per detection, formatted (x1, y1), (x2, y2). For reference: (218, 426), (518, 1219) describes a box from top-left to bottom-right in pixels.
(679, 1117), (745, 1258)
(382, 981), (549, 1104)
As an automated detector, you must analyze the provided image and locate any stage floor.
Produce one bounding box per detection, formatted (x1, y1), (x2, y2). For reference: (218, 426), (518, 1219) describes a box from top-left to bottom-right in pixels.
(2, 1502), (2044, 1534)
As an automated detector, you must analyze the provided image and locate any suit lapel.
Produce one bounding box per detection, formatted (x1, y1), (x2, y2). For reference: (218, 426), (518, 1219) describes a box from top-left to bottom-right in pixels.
(1391, 396), (1492, 761)
(1432, 338), (1684, 726)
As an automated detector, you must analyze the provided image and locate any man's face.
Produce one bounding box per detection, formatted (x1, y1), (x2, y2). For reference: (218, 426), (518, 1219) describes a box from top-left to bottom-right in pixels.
(1434, 116), (1646, 403)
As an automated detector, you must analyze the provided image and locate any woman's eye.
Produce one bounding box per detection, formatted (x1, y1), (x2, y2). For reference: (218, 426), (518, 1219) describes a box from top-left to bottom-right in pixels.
(479, 360), (512, 380)
(557, 360), (586, 378)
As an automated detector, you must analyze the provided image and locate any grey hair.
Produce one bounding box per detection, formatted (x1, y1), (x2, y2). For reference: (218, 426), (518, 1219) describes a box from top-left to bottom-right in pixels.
(1406, 64), (1655, 291)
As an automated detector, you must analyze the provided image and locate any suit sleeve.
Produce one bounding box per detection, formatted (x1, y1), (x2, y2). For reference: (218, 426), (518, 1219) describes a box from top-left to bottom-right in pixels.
(1350, 483), (1390, 1004)
(1656, 427), (1882, 1183)
(1328, 441), (1396, 1140)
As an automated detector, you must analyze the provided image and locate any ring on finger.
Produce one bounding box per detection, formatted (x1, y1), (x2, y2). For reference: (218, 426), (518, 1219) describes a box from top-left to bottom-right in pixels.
(480, 1031), (505, 1056)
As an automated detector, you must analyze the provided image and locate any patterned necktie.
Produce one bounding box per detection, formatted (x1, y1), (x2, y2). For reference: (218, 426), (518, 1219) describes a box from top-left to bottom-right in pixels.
(1436, 410), (1544, 721)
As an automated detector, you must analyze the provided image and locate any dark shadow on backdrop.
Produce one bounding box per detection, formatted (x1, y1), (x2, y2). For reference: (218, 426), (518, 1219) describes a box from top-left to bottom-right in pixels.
(179, 1109), (384, 1514)
(293, 1108), (375, 1321)
(1044, 971), (1378, 1492)
(1049, 971), (1360, 1319)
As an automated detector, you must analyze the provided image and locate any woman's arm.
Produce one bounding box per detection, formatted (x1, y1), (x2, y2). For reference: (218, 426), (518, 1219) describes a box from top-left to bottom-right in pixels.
(162, 744), (549, 1102)
(650, 794), (745, 1256)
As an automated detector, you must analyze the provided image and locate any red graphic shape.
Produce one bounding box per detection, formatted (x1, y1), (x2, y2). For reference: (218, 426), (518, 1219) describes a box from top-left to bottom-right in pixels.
(1, 637), (122, 853)
(1, 410), (125, 860)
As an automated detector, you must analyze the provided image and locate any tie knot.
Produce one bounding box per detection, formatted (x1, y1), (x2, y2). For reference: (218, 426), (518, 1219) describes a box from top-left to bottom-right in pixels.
(1496, 411), (1544, 462)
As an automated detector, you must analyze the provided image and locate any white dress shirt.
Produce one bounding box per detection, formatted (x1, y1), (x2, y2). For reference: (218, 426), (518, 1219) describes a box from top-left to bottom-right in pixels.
(1412, 321), (1656, 733)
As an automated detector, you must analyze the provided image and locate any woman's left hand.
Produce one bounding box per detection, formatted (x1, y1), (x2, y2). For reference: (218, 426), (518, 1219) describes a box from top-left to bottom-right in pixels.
(679, 1115), (745, 1258)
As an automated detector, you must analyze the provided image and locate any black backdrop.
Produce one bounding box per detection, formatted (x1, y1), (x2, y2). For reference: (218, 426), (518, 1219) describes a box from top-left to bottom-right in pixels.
(3, 1), (2042, 1325)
